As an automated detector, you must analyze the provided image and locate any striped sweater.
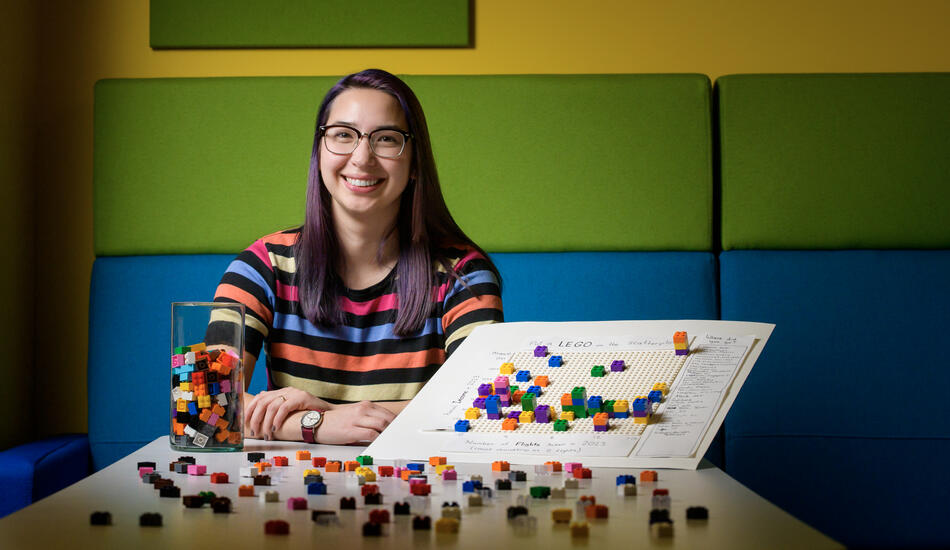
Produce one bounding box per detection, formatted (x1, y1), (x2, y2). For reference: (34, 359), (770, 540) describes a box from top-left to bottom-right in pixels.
(212, 228), (503, 403)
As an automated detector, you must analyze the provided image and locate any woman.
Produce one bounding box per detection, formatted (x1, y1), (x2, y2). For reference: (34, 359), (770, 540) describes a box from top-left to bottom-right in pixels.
(211, 69), (503, 444)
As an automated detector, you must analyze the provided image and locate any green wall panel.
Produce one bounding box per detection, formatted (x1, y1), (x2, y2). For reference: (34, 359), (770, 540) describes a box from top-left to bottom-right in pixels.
(94, 74), (712, 255)
(150, 0), (471, 48)
(719, 73), (950, 250)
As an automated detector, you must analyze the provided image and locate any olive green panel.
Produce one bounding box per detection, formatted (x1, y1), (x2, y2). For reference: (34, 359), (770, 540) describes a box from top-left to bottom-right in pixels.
(150, 0), (471, 48)
(719, 73), (950, 250)
(94, 74), (712, 255)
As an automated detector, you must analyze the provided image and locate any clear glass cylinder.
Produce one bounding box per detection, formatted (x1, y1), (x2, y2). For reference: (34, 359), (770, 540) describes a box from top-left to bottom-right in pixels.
(170, 302), (244, 452)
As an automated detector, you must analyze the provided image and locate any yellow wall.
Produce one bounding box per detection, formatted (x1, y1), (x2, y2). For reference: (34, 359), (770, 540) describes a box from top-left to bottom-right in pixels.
(0, 0), (36, 449)
(19, 0), (950, 439)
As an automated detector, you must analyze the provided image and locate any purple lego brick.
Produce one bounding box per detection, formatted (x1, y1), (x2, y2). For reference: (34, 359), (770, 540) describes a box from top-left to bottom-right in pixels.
(533, 346), (547, 357)
(478, 383), (493, 396)
(499, 395), (511, 407)
(506, 411), (521, 420)
(610, 360), (624, 372)
(675, 348), (689, 356)
(473, 397), (487, 409)
(632, 410), (648, 417)
(593, 424), (609, 432)
(487, 413), (501, 420)
(535, 405), (551, 423)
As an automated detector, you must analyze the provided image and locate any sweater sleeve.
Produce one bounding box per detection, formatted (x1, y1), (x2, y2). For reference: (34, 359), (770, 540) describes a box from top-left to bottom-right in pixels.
(441, 250), (504, 357)
(210, 239), (277, 360)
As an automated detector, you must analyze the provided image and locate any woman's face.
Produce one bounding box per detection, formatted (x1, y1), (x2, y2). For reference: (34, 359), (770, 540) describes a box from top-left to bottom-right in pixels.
(319, 88), (413, 226)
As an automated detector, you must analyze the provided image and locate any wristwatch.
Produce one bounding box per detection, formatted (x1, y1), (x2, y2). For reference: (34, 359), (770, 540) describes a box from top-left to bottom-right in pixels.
(300, 410), (325, 444)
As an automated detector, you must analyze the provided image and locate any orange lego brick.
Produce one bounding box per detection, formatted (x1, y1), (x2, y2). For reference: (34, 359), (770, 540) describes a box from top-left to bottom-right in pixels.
(544, 461), (562, 472)
(585, 504), (609, 519)
(296, 450), (311, 461)
(640, 470), (658, 482)
(560, 393), (573, 406)
(325, 461), (342, 473)
(429, 456), (447, 466)
(211, 404), (225, 416)
(215, 418), (228, 430)
(535, 375), (549, 387)
(592, 412), (609, 425)
(492, 461), (510, 471)
(227, 432), (241, 444)
(344, 461), (360, 472)
(512, 390), (526, 404)
(173, 422), (185, 436)
(214, 429), (230, 442)
(502, 418), (518, 431)
(199, 409), (212, 422)
(238, 485), (254, 497)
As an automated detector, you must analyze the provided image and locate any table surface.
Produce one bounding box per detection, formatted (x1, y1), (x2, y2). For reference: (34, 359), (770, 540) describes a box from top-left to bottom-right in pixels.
(0, 436), (841, 550)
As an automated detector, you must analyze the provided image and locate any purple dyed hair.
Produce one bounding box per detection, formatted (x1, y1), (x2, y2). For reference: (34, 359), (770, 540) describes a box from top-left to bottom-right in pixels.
(296, 68), (495, 335)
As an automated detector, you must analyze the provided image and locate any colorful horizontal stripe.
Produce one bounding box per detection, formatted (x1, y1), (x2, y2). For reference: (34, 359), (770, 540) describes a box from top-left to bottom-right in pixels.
(213, 228), (503, 403)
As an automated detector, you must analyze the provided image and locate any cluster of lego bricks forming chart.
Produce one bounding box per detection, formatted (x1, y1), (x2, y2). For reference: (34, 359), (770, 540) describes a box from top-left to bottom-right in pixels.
(367, 321), (775, 469)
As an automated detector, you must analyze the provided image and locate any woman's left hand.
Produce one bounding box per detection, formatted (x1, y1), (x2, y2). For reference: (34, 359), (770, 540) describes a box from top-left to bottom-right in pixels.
(244, 388), (333, 440)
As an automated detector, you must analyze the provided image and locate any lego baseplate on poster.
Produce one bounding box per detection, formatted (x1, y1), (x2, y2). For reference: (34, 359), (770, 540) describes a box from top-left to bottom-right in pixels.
(366, 320), (774, 469)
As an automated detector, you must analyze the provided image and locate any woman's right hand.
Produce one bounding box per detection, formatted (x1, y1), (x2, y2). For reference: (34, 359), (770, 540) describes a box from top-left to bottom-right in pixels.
(315, 401), (397, 445)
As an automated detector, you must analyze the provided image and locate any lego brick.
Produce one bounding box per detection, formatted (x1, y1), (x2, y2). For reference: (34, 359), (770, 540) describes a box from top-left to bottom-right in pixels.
(182, 495), (205, 508)
(552, 508), (572, 523)
(526, 385), (542, 396)
(508, 470), (527, 482)
(364, 493), (383, 505)
(325, 461), (342, 472)
(521, 393), (537, 412)
(518, 410), (535, 423)
(640, 470), (659, 482)
(686, 506), (709, 520)
(429, 456), (447, 466)
(495, 479), (512, 490)
(502, 418), (518, 430)
(530, 486), (551, 499)
(264, 519), (289, 535)
(210, 472), (229, 483)
(356, 455), (373, 465)
(545, 461), (562, 472)
(369, 509), (390, 524)
(464, 407), (480, 419)
(492, 460), (510, 471)
(499, 362), (515, 374)
(273, 456), (288, 467)
(339, 496), (356, 509)
(507, 505), (529, 519)
(570, 521), (589, 538)
(548, 355), (562, 367)
(89, 511), (112, 525)
(312, 456), (327, 467)
(515, 369), (531, 382)
(139, 512), (162, 527)
(377, 465), (394, 476)
(533, 345), (548, 357)
(412, 515), (432, 530)
(442, 469), (458, 481)
(287, 497), (307, 510)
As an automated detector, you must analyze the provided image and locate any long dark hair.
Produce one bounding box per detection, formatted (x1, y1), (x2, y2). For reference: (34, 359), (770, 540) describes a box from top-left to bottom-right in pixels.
(296, 69), (494, 335)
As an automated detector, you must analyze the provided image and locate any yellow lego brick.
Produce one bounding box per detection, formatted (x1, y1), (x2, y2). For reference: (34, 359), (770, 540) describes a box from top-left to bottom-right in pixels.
(176, 399), (188, 412)
(613, 400), (629, 412)
(634, 415), (649, 424)
(652, 382), (670, 395)
(303, 468), (321, 479)
(552, 509), (573, 523)
(465, 407), (481, 420)
(500, 362), (515, 374)
(570, 521), (590, 538)
(197, 395), (211, 408)
(674, 342), (688, 350)
(435, 517), (460, 533)
(356, 468), (377, 482)
(560, 410), (575, 421)
(189, 342), (207, 352)
(435, 464), (455, 475)
(180, 381), (192, 392)
(519, 411), (535, 423)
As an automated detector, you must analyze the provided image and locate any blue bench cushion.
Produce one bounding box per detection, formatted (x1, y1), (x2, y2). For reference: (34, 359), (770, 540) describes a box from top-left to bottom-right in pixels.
(0, 434), (90, 518)
(720, 250), (950, 548)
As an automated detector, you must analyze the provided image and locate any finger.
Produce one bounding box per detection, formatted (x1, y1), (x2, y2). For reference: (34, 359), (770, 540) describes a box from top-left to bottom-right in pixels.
(261, 394), (289, 439)
(270, 399), (296, 435)
(243, 394), (260, 436)
(248, 392), (279, 438)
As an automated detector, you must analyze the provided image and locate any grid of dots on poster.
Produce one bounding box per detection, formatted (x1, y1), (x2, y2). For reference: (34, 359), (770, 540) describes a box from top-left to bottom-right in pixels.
(457, 332), (691, 435)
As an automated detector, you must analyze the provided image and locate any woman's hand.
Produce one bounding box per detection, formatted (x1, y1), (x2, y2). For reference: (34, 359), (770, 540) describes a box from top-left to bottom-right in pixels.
(244, 388), (333, 440)
(314, 401), (397, 445)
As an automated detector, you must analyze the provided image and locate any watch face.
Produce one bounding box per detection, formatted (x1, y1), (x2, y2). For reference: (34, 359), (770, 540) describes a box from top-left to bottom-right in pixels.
(302, 410), (322, 429)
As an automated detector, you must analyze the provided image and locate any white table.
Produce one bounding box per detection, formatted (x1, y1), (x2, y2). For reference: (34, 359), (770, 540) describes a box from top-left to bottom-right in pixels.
(0, 436), (841, 549)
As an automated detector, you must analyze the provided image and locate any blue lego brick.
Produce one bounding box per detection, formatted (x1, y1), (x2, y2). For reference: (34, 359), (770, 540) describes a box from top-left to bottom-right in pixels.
(548, 355), (562, 367)
(527, 386), (542, 397)
(616, 474), (637, 485)
(407, 463), (425, 471)
(187, 402), (198, 415)
(587, 396), (603, 410)
(515, 370), (531, 382)
(308, 482), (327, 495)
(648, 390), (663, 403)
(454, 420), (470, 432)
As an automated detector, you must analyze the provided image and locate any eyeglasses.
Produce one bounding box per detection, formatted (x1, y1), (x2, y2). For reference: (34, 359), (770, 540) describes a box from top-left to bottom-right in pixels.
(319, 124), (412, 159)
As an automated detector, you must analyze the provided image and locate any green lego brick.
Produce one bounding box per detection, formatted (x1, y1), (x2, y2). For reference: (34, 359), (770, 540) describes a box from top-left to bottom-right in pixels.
(356, 455), (373, 466)
(174, 346), (190, 354)
(571, 387), (587, 399)
(591, 365), (606, 377)
(522, 394), (537, 412)
(530, 486), (551, 499)
(553, 419), (569, 432)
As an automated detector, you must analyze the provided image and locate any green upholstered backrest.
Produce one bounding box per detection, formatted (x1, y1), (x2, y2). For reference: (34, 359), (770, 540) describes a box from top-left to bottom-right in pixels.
(718, 73), (950, 250)
(150, 0), (471, 48)
(94, 74), (713, 255)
